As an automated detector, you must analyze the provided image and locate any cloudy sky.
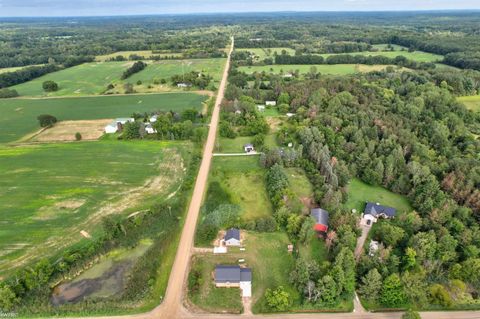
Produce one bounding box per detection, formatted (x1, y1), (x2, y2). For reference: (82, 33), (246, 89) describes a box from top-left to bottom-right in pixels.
(0, 0), (479, 17)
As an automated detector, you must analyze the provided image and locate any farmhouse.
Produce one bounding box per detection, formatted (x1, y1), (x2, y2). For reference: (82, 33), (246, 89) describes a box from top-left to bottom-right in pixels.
(104, 118), (135, 134)
(224, 228), (241, 246)
(362, 202), (396, 225)
(311, 208), (329, 234)
(145, 123), (157, 134)
(244, 143), (255, 153)
(214, 265), (252, 297)
(265, 101), (276, 106)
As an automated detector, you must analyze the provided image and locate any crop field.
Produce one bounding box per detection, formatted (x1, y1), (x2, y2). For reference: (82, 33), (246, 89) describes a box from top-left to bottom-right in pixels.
(236, 47), (295, 60)
(12, 62), (131, 96)
(96, 50), (182, 62)
(317, 48), (443, 63)
(0, 140), (191, 276)
(209, 156), (272, 221)
(31, 119), (112, 142)
(238, 64), (406, 75)
(344, 178), (413, 215)
(458, 95), (480, 112)
(0, 93), (206, 143)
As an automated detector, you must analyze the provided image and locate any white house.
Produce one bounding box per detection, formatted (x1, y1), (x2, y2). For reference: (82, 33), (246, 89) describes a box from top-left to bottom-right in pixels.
(256, 105), (266, 112)
(104, 118), (135, 134)
(149, 115), (158, 123)
(244, 144), (255, 153)
(265, 101), (277, 106)
(177, 82), (191, 88)
(224, 228), (241, 246)
(145, 123), (157, 134)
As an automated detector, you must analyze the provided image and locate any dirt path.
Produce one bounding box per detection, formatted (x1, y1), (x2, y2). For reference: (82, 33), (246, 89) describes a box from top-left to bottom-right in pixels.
(355, 223), (371, 261)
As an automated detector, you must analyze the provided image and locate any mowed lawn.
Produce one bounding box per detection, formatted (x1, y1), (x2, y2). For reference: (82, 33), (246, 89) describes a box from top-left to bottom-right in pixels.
(0, 93), (206, 143)
(317, 49), (443, 63)
(458, 95), (480, 112)
(0, 140), (190, 276)
(209, 156), (272, 221)
(189, 232), (296, 313)
(344, 178), (413, 215)
(238, 64), (403, 75)
(236, 48), (295, 60)
(96, 50), (182, 62)
(12, 62), (130, 96)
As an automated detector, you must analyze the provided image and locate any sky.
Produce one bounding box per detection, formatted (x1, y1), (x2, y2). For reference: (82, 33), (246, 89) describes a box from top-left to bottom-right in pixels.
(0, 0), (479, 17)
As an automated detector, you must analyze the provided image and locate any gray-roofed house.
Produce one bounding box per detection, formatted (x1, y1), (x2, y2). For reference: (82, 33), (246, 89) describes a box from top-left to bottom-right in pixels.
(244, 143), (255, 153)
(224, 228), (241, 246)
(362, 202), (396, 225)
(215, 265), (252, 297)
(311, 208), (329, 234)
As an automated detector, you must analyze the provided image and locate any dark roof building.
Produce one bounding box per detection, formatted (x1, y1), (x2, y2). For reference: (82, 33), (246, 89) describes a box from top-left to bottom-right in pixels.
(364, 202), (396, 218)
(225, 228), (240, 241)
(311, 208), (329, 233)
(215, 265), (251, 283)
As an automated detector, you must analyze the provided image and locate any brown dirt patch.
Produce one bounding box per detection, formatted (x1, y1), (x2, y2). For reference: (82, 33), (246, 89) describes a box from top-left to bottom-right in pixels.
(266, 117), (282, 132)
(32, 119), (112, 142)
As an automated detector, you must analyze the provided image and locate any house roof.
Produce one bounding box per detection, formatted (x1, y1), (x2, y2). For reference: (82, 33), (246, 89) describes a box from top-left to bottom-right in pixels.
(364, 202), (396, 218)
(311, 208), (329, 226)
(244, 143), (254, 148)
(225, 228), (240, 241)
(115, 118), (134, 123)
(215, 265), (251, 283)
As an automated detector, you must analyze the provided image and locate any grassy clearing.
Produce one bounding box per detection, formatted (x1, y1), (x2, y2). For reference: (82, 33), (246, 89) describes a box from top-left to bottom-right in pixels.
(0, 140), (190, 276)
(458, 95), (480, 112)
(238, 64), (403, 75)
(298, 235), (328, 264)
(236, 48), (295, 60)
(285, 167), (313, 199)
(0, 64), (45, 74)
(216, 136), (254, 153)
(344, 178), (413, 215)
(96, 51), (182, 62)
(209, 156), (272, 221)
(0, 93), (206, 143)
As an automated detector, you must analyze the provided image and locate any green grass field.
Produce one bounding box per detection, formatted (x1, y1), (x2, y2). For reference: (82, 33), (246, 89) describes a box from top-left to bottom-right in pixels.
(285, 168), (313, 199)
(458, 95), (480, 112)
(344, 178), (413, 215)
(238, 64), (404, 75)
(0, 140), (191, 276)
(0, 93), (206, 143)
(317, 49), (442, 63)
(11, 59), (225, 97)
(236, 48), (295, 60)
(209, 156), (272, 221)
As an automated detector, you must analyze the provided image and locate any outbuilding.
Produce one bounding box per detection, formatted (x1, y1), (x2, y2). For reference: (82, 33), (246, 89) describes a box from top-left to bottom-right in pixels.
(311, 208), (329, 234)
(244, 144), (255, 153)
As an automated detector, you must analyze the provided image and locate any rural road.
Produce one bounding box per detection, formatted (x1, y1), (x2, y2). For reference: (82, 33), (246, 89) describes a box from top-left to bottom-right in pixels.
(59, 36), (480, 319)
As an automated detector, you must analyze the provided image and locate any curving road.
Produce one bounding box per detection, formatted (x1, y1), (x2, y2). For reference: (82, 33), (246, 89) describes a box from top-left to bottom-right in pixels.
(61, 36), (480, 319)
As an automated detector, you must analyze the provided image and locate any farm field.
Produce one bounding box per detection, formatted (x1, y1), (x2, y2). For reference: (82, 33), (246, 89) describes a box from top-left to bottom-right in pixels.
(317, 48), (443, 63)
(12, 62), (130, 96)
(236, 47), (295, 60)
(96, 50), (182, 62)
(209, 156), (272, 222)
(189, 232), (297, 313)
(238, 64), (405, 75)
(0, 92), (206, 143)
(0, 140), (191, 276)
(31, 119), (112, 142)
(11, 59), (224, 97)
(344, 178), (413, 215)
(458, 95), (480, 112)
(0, 64), (45, 74)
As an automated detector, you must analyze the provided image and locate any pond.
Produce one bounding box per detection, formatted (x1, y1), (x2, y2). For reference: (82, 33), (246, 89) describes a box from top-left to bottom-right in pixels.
(51, 239), (152, 305)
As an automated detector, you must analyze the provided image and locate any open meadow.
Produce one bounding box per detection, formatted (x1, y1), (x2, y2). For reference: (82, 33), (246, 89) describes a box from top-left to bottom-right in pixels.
(0, 92), (206, 143)
(458, 95), (480, 112)
(0, 140), (192, 277)
(317, 48), (443, 63)
(96, 50), (183, 62)
(11, 59), (225, 97)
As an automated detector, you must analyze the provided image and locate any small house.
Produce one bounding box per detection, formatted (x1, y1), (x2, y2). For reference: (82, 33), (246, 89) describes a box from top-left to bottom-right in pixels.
(104, 118), (135, 134)
(362, 202), (396, 225)
(244, 143), (255, 153)
(265, 101), (277, 106)
(311, 208), (329, 234)
(214, 265), (252, 297)
(145, 123), (157, 134)
(149, 115), (158, 123)
(177, 82), (191, 88)
(224, 228), (241, 246)
(256, 105), (266, 112)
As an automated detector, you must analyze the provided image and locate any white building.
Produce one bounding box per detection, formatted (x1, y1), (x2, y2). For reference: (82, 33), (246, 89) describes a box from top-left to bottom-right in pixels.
(145, 123), (157, 134)
(149, 115), (158, 123)
(104, 118), (135, 134)
(257, 105), (266, 112)
(265, 101), (277, 106)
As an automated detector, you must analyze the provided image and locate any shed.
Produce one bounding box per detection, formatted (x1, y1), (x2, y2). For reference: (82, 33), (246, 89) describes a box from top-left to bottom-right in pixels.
(311, 208), (329, 233)
(244, 143), (255, 153)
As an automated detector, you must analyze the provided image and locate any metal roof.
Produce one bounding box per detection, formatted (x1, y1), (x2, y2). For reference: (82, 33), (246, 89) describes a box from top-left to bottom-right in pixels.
(311, 208), (329, 226)
(215, 265), (251, 283)
(225, 228), (240, 241)
(364, 202), (396, 218)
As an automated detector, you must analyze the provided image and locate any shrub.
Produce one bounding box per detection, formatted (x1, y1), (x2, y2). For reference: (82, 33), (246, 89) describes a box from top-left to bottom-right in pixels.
(42, 80), (58, 92)
(255, 216), (277, 232)
(75, 132), (82, 141)
(37, 114), (57, 127)
(428, 284), (452, 307)
(196, 223), (218, 244)
(0, 88), (19, 98)
(265, 286), (291, 311)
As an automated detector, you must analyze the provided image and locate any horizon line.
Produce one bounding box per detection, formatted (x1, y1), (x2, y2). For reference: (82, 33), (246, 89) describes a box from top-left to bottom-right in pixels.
(1, 8), (480, 19)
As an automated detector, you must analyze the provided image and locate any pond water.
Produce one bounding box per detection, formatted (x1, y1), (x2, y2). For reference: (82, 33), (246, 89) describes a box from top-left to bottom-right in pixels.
(51, 239), (152, 305)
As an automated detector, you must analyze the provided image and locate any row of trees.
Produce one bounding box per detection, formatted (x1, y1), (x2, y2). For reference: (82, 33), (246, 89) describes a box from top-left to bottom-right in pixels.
(121, 61), (147, 80)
